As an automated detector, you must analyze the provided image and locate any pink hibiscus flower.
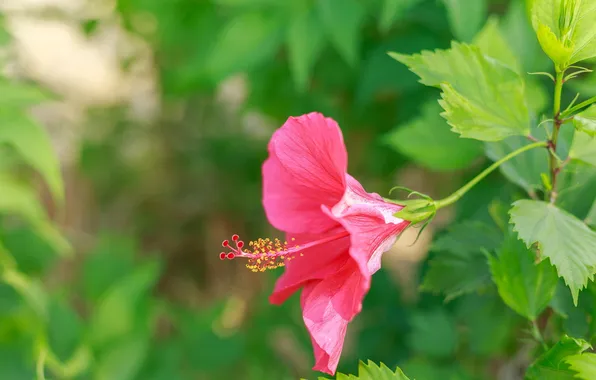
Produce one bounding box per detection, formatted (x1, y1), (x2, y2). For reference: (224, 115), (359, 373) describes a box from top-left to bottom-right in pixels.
(221, 113), (410, 375)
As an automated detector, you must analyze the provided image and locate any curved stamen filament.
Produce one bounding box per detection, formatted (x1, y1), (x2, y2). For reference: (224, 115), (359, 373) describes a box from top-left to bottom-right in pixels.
(220, 231), (350, 272)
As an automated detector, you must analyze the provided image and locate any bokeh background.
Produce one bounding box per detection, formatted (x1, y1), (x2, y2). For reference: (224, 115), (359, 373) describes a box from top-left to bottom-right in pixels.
(1, 0), (595, 379)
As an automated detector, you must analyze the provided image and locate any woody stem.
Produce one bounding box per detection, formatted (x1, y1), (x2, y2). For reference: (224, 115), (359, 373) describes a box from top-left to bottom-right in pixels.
(434, 141), (548, 210)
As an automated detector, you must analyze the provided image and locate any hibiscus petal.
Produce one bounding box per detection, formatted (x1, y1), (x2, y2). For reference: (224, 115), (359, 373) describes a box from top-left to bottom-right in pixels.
(300, 262), (365, 375)
(328, 175), (409, 276)
(269, 229), (351, 305)
(262, 113), (347, 234)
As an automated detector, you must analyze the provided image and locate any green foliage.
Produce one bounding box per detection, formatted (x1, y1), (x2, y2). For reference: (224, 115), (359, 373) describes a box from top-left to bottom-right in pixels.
(488, 232), (558, 320)
(531, 0), (596, 69)
(408, 309), (458, 358)
(385, 100), (483, 171)
(510, 200), (596, 305)
(322, 360), (410, 380)
(441, 0), (487, 42)
(570, 130), (596, 167)
(566, 353), (596, 380)
(421, 220), (501, 300)
(573, 105), (596, 136)
(392, 42), (531, 141)
(526, 335), (591, 379)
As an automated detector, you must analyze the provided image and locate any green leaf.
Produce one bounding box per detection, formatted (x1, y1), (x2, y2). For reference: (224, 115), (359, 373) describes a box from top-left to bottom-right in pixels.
(556, 162), (596, 219)
(574, 105), (596, 137)
(205, 12), (283, 81)
(570, 130), (596, 166)
(586, 200), (596, 226)
(378, 0), (422, 33)
(316, 0), (365, 66)
(473, 17), (519, 70)
(392, 42), (531, 141)
(0, 173), (69, 255)
(87, 259), (161, 348)
(526, 335), (591, 380)
(442, 0), (487, 42)
(456, 294), (515, 356)
(0, 108), (63, 201)
(502, 0), (550, 72)
(531, 0), (596, 68)
(47, 298), (83, 363)
(422, 221), (501, 300)
(81, 234), (139, 302)
(510, 200), (596, 305)
(326, 360), (410, 380)
(488, 233), (558, 320)
(408, 309), (458, 358)
(472, 17), (549, 114)
(0, 79), (53, 107)
(486, 134), (549, 194)
(94, 334), (149, 380)
(287, 8), (325, 91)
(385, 100), (483, 171)
(566, 353), (596, 380)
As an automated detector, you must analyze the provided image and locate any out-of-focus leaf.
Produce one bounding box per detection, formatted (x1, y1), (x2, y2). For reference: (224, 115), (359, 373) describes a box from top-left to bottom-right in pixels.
(392, 42), (531, 141)
(94, 334), (149, 380)
(88, 259), (161, 348)
(526, 335), (591, 379)
(0, 109), (63, 201)
(0, 226), (58, 275)
(566, 353), (596, 380)
(205, 12), (283, 81)
(378, 0), (422, 33)
(556, 162), (596, 219)
(385, 100), (482, 171)
(47, 298), (83, 363)
(573, 105), (596, 136)
(502, 0), (550, 72)
(0, 79), (53, 107)
(488, 233), (558, 320)
(510, 200), (596, 305)
(456, 294), (515, 356)
(400, 358), (472, 380)
(81, 234), (137, 302)
(550, 281), (592, 339)
(287, 7), (325, 91)
(422, 221), (501, 300)
(485, 133), (549, 194)
(408, 309), (458, 358)
(356, 32), (440, 105)
(570, 130), (596, 167)
(0, 343), (36, 380)
(442, 0), (487, 42)
(587, 200), (596, 226)
(316, 0), (365, 66)
(0, 173), (69, 254)
(2, 269), (47, 319)
(531, 0), (596, 67)
(326, 360), (410, 380)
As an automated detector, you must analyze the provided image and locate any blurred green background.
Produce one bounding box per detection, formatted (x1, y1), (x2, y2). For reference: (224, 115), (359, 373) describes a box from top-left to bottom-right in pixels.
(1, 0), (595, 379)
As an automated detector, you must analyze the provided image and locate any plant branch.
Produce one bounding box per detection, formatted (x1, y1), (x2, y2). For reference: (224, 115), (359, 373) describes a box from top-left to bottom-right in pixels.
(434, 141), (548, 209)
(548, 70), (564, 203)
(561, 95), (596, 117)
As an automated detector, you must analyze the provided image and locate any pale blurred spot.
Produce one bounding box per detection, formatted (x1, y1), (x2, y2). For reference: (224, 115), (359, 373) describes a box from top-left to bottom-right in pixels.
(213, 295), (247, 337)
(242, 111), (277, 140)
(270, 328), (310, 374)
(8, 17), (127, 106)
(216, 74), (248, 113)
(0, 0), (86, 14)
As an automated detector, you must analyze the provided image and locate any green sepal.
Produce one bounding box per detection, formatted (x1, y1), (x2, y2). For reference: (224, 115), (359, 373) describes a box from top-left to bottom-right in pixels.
(393, 198), (437, 225)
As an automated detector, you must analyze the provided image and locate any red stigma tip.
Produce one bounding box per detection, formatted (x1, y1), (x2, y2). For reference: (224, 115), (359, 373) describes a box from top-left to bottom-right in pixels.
(237, 241), (244, 248)
(222, 240), (229, 247)
(232, 234), (239, 241)
(227, 253), (235, 260)
(219, 252), (226, 260)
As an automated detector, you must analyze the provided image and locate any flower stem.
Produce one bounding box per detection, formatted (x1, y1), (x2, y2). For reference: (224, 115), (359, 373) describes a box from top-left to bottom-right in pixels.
(548, 70), (564, 203)
(561, 95), (596, 117)
(434, 141), (548, 210)
(531, 319), (548, 351)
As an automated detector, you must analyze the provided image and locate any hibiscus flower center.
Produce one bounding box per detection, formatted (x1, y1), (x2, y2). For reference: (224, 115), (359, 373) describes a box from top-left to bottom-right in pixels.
(220, 231), (350, 272)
